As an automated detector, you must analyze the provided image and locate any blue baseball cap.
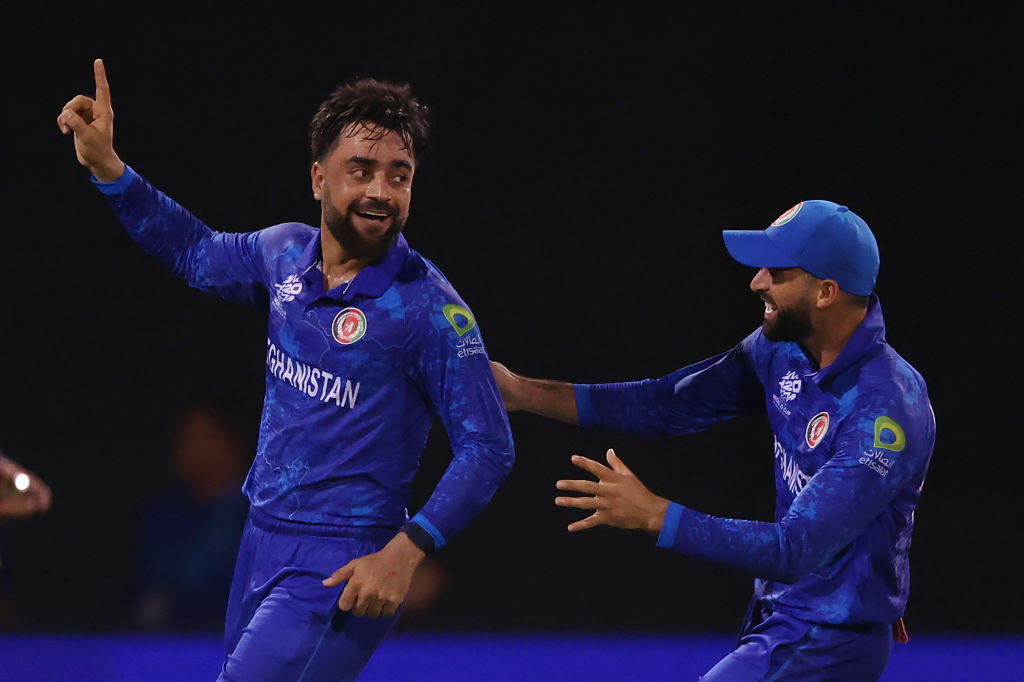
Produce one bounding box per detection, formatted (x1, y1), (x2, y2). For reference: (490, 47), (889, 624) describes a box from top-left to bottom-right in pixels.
(722, 200), (880, 296)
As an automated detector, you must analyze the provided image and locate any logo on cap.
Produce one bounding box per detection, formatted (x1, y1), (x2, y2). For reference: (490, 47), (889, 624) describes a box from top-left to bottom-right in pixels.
(771, 202), (804, 227)
(805, 411), (830, 448)
(332, 307), (367, 345)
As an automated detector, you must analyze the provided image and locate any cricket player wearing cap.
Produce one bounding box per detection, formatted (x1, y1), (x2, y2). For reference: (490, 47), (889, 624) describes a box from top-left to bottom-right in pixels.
(493, 200), (935, 680)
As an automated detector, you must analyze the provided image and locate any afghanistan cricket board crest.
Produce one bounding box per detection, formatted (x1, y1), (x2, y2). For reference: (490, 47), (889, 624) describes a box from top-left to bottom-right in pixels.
(332, 307), (367, 345)
(805, 412), (830, 449)
(772, 202), (804, 226)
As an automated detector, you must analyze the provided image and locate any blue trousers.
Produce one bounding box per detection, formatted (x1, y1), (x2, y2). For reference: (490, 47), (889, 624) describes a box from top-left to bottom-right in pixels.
(700, 600), (892, 682)
(218, 510), (400, 682)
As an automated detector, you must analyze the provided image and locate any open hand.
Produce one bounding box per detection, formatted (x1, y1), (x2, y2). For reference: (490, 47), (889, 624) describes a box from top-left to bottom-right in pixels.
(57, 59), (125, 182)
(556, 449), (668, 535)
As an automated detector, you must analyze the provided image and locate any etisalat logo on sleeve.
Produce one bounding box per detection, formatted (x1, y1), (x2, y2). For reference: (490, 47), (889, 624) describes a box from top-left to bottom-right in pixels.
(772, 371), (803, 416)
(859, 415), (906, 477)
(443, 304), (484, 358)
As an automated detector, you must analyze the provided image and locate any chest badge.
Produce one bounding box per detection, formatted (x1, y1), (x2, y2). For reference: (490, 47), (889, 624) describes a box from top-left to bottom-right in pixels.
(805, 412), (830, 449)
(332, 307), (367, 345)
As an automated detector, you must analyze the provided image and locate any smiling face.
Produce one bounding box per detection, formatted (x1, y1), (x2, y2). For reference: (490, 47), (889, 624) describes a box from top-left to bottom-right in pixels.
(311, 122), (415, 261)
(750, 266), (818, 343)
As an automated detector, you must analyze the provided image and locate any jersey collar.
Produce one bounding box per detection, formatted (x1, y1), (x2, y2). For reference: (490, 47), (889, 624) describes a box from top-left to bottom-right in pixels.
(808, 295), (886, 386)
(297, 232), (411, 302)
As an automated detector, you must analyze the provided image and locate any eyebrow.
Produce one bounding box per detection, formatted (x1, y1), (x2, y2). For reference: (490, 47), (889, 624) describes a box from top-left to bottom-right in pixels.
(345, 155), (414, 171)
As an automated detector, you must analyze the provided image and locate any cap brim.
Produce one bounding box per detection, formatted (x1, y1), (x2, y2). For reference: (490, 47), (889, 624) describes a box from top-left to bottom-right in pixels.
(722, 230), (800, 269)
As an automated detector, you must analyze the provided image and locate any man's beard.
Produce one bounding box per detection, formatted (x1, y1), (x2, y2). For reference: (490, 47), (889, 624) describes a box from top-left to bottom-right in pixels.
(323, 198), (405, 261)
(762, 302), (813, 343)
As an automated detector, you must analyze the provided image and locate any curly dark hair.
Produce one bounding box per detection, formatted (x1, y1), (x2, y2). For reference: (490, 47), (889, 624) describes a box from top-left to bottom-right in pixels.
(309, 78), (431, 164)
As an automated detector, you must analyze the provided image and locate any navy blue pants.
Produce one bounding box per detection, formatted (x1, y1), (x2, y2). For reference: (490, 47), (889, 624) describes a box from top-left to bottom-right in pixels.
(699, 600), (892, 682)
(218, 510), (400, 682)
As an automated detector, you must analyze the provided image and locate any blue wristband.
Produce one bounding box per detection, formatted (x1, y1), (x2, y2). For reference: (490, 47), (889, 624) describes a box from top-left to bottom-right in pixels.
(401, 521), (436, 553)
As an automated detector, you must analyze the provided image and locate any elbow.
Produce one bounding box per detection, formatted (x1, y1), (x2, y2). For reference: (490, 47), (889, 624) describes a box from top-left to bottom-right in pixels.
(477, 439), (515, 482)
(766, 528), (832, 583)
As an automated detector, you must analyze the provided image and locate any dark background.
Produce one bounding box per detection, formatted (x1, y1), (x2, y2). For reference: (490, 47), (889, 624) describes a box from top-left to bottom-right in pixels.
(1, 1), (1019, 634)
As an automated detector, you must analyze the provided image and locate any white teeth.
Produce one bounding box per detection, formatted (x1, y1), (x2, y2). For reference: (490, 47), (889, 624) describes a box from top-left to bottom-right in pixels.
(765, 303), (776, 313)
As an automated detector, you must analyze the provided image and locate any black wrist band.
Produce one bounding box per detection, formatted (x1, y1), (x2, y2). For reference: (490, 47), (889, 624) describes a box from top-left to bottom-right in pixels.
(401, 521), (435, 554)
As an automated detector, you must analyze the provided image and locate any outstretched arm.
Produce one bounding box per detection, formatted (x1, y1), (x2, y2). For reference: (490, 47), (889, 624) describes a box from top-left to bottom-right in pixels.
(560, 399), (935, 583)
(493, 331), (764, 437)
(57, 59), (125, 182)
(491, 361), (578, 424)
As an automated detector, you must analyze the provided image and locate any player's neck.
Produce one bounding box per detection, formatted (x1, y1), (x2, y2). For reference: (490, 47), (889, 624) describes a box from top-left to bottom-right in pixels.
(319, 235), (372, 291)
(804, 307), (868, 370)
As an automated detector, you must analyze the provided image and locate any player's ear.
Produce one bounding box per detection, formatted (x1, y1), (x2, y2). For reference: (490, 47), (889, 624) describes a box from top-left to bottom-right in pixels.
(311, 162), (325, 200)
(815, 278), (841, 309)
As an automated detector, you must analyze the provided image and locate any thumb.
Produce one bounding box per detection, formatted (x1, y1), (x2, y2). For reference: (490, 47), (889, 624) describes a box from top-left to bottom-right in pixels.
(322, 561), (356, 587)
(606, 448), (633, 475)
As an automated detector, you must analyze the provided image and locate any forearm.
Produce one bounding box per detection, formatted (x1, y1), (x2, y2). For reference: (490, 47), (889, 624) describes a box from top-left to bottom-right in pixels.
(91, 155), (126, 183)
(657, 503), (810, 582)
(411, 439), (513, 550)
(511, 375), (579, 424)
(656, 458), (903, 582)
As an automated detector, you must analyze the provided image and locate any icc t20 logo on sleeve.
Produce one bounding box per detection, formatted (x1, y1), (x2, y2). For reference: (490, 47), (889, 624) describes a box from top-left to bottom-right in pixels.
(332, 308), (367, 345)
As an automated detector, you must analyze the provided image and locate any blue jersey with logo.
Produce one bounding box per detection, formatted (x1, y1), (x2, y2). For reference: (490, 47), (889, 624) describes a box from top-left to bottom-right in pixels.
(94, 166), (514, 549)
(574, 298), (934, 625)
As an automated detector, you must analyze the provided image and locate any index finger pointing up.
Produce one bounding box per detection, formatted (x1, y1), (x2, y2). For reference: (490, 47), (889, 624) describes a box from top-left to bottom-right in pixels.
(93, 58), (111, 109)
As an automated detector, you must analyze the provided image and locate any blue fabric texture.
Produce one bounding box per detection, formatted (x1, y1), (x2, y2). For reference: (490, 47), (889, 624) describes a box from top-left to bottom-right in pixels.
(219, 511), (399, 682)
(98, 166), (514, 543)
(96, 167), (515, 679)
(581, 297), (935, 627)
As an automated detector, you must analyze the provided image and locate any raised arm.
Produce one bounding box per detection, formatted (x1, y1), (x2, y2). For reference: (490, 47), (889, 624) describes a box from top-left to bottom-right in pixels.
(57, 59), (125, 182)
(58, 60), (272, 307)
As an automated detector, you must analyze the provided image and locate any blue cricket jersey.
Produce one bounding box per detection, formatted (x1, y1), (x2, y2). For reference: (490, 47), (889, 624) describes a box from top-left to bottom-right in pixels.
(575, 298), (934, 626)
(94, 166), (514, 549)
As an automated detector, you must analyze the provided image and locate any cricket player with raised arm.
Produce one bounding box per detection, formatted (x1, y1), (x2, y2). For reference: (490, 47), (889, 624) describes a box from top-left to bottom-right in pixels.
(493, 200), (935, 681)
(58, 59), (514, 681)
